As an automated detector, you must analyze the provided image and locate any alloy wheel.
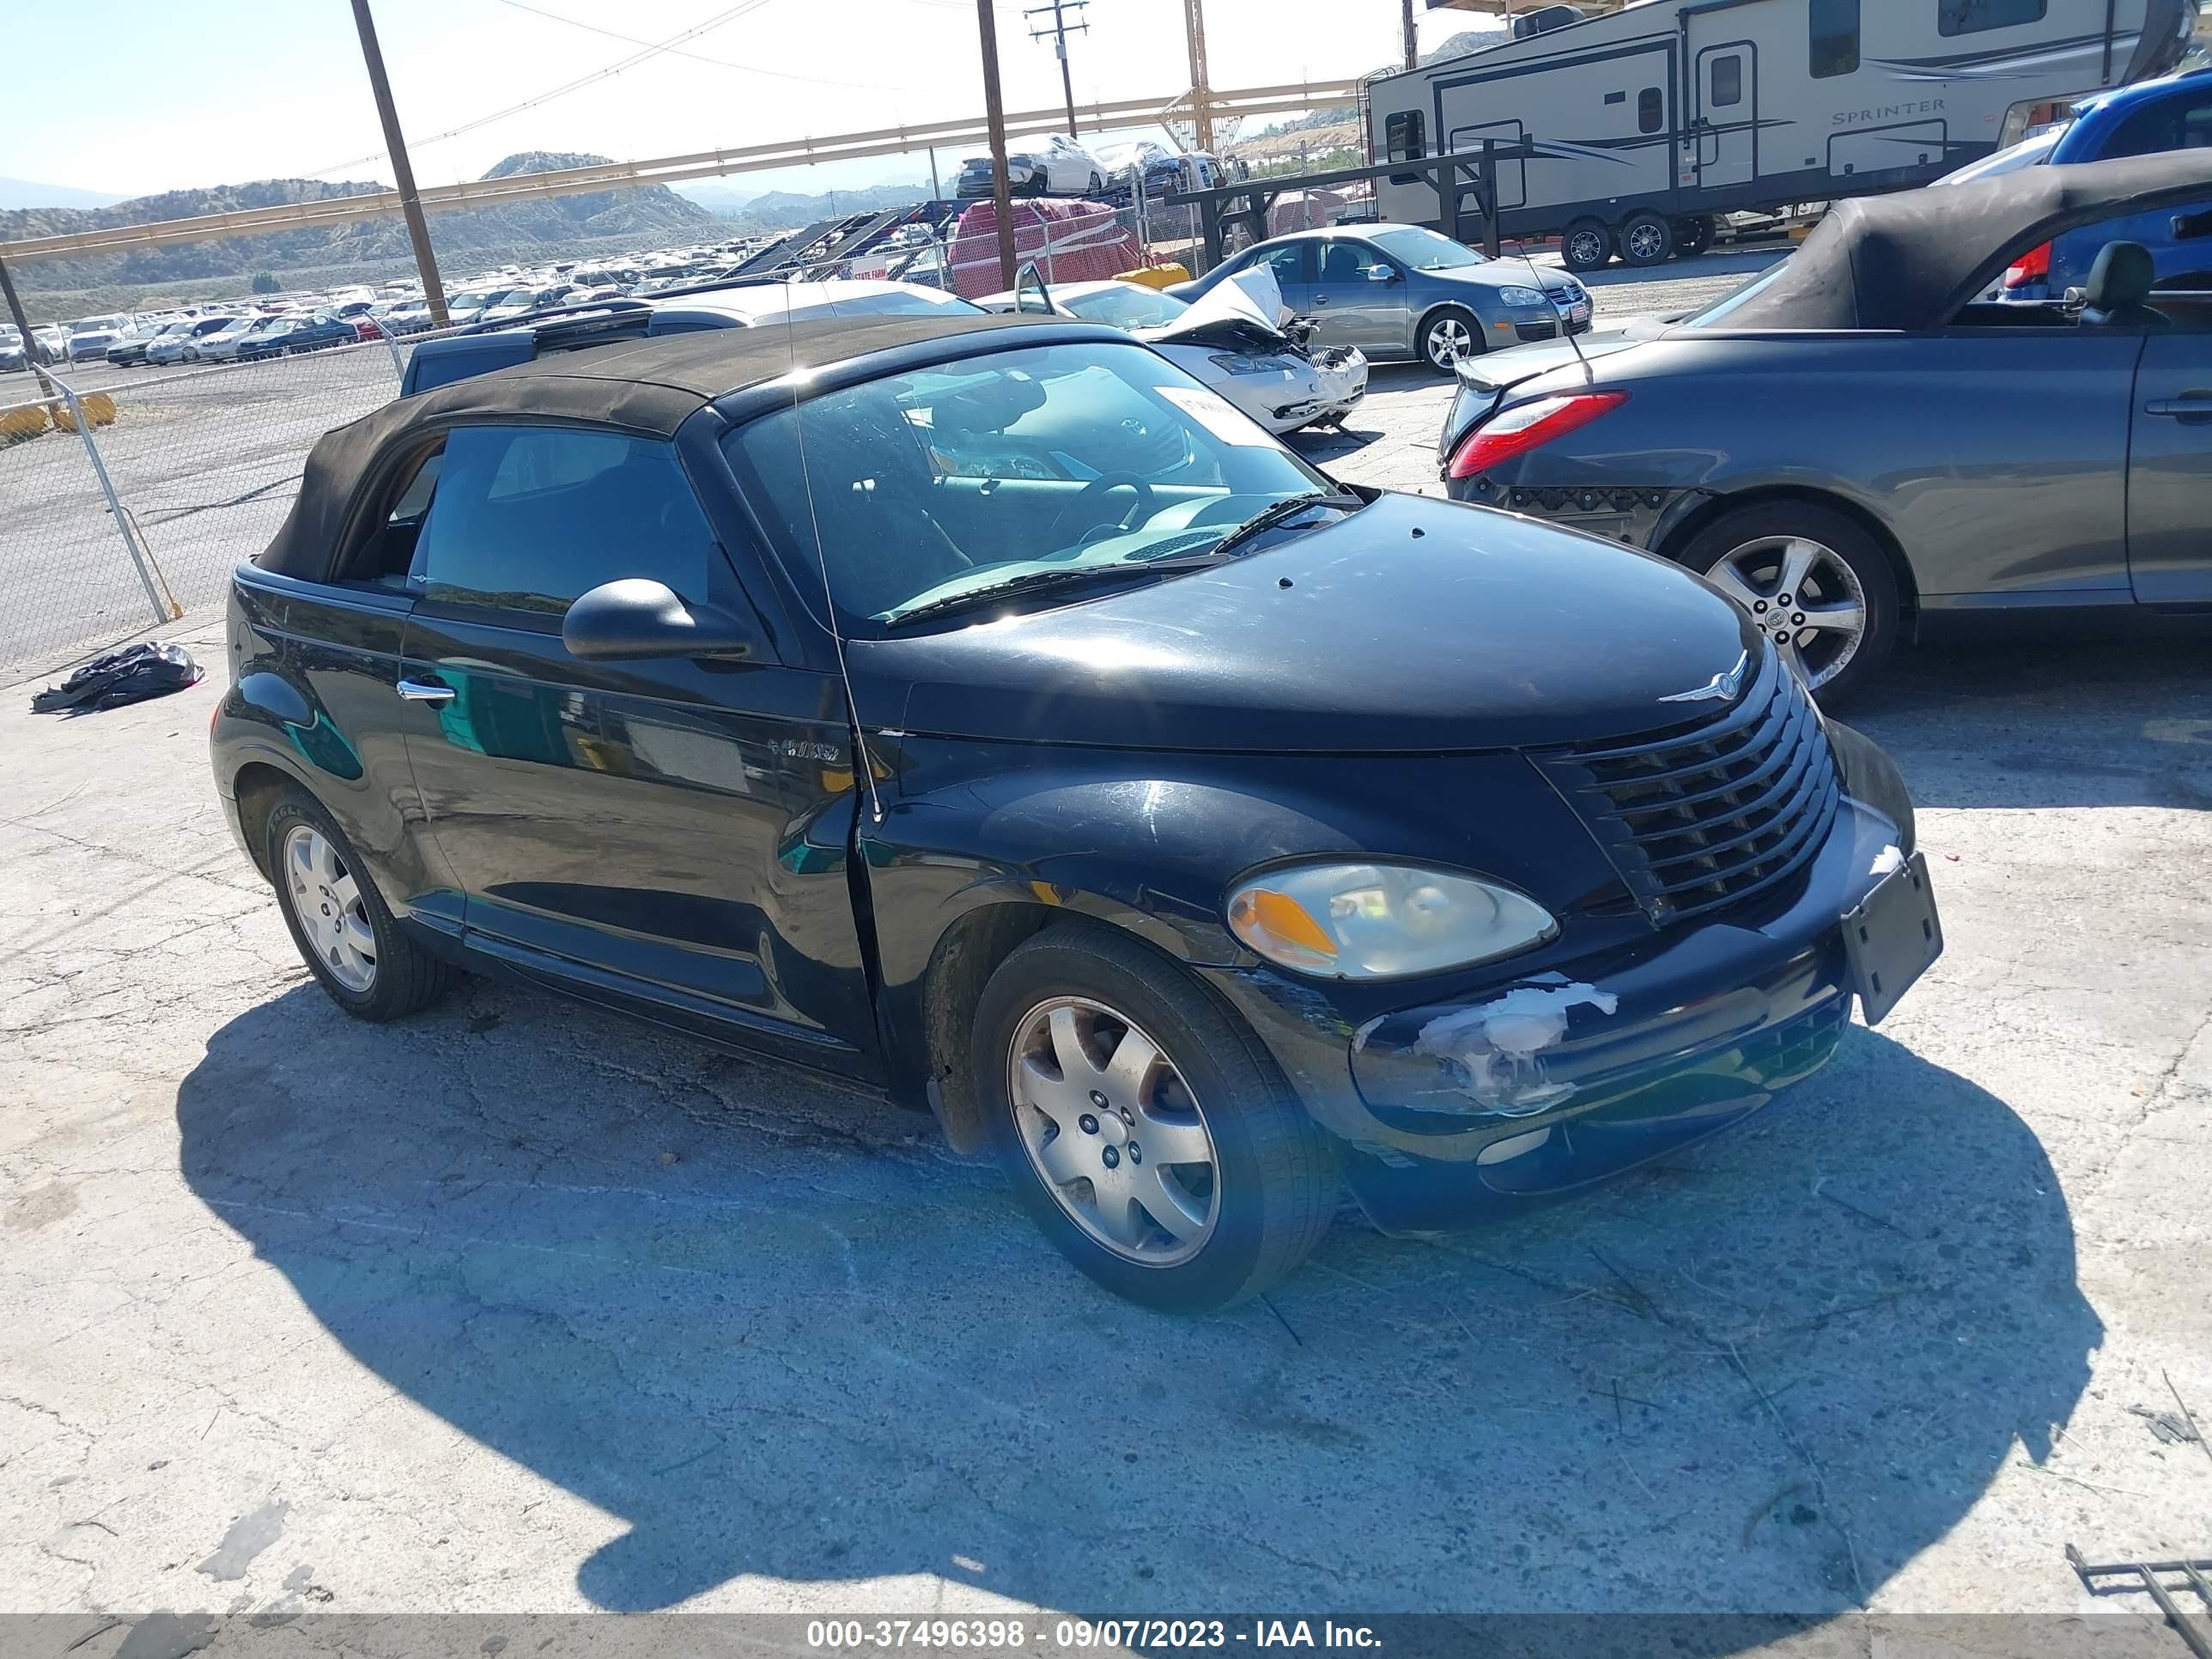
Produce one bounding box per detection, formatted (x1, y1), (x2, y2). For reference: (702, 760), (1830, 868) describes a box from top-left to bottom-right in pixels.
(1007, 996), (1219, 1266)
(1567, 228), (1607, 268)
(1626, 220), (1667, 263)
(1703, 534), (1869, 691)
(284, 823), (378, 994)
(1425, 314), (1475, 368)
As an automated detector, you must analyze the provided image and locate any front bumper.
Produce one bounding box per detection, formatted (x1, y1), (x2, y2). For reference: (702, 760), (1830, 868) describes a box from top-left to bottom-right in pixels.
(1204, 797), (1919, 1234)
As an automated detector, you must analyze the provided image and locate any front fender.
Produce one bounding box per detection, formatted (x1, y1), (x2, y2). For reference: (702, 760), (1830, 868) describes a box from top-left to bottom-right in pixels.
(859, 736), (1626, 1093)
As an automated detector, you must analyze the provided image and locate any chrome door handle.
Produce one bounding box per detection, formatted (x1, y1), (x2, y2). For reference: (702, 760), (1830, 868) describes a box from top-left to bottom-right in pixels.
(396, 678), (455, 705)
(2145, 397), (2212, 418)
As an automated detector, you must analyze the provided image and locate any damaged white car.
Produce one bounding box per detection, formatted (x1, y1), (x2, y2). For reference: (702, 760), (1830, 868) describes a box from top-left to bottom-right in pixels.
(980, 265), (1368, 435)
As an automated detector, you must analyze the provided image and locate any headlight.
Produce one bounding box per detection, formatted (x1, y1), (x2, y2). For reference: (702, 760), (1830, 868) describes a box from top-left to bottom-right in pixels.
(1496, 285), (1548, 307)
(1209, 351), (1295, 376)
(1226, 862), (1557, 980)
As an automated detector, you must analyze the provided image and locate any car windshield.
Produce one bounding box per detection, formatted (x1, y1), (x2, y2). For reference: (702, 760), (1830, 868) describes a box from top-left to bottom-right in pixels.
(764, 287), (982, 321)
(1368, 225), (1488, 270)
(1935, 127), (2063, 185)
(1062, 285), (1190, 329)
(1674, 258), (1794, 328)
(724, 340), (1339, 629)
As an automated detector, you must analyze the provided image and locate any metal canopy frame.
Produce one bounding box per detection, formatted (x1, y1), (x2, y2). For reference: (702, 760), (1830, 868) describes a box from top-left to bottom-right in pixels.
(1164, 142), (1540, 270)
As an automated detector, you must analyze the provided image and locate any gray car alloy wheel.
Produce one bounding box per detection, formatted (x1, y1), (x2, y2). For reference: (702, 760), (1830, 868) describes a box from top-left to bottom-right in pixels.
(1703, 534), (1869, 691)
(1007, 995), (1220, 1266)
(1424, 313), (1476, 368)
(283, 823), (378, 994)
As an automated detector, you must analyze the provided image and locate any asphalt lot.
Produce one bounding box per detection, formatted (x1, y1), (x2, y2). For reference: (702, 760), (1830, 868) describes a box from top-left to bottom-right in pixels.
(6, 245), (2211, 1646)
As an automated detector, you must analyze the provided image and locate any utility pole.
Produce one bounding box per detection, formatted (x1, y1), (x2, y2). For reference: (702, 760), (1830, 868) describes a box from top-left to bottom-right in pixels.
(1026, 0), (1089, 139)
(349, 0), (450, 329)
(1402, 0), (1419, 69)
(975, 0), (1019, 289)
(0, 254), (56, 401)
(1182, 0), (1215, 153)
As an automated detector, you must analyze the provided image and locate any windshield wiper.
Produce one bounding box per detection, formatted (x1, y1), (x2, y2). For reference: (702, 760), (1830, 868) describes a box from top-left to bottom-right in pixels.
(884, 557), (1219, 629)
(1205, 490), (1364, 562)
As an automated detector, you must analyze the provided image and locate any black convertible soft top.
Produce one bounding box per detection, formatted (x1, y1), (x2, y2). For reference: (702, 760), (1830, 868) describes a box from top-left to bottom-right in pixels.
(1718, 149), (2212, 332)
(256, 311), (1074, 581)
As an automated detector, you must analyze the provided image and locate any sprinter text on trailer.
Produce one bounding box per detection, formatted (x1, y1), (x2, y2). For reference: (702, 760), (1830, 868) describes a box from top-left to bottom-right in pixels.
(1365, 0), (2200, 270)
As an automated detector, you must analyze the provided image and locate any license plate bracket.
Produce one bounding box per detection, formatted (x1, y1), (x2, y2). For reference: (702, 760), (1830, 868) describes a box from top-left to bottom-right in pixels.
(1842, 850), (1944, 1025)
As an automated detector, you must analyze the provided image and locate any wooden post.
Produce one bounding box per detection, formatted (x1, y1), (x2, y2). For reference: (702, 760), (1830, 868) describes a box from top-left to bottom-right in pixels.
(349, 0), (451, 329)
(976, 0), (1019, 289)
(0, 253), (56, 401)
(1402, 0), (1419, 70)
(1182, 0), (1215, 154)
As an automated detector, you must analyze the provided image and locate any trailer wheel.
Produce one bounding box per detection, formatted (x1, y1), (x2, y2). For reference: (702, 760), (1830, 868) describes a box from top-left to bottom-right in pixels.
(1673, 214), (1715, 257)
(1618, 210), (1674, 268)
(1562, 219), (1613, 272)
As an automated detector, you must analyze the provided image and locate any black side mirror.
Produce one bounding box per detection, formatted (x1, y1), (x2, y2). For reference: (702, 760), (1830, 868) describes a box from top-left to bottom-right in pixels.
(562, 579), (763, 662)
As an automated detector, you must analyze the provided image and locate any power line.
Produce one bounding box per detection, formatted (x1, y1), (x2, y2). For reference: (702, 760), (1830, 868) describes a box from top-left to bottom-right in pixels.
(307, 0), (777, 178)
(489, 0), (920, 92)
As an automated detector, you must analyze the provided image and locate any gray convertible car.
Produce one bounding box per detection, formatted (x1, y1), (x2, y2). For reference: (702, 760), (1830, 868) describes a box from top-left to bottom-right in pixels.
(1437, 151), (2212, 701)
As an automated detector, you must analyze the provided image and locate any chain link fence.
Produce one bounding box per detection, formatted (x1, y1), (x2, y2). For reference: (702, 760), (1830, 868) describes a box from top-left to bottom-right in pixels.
(0, 327), (459, 679)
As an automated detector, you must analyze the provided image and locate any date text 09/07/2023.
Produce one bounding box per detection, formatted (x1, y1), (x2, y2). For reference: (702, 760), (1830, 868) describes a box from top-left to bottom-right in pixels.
(805, 1618), (1385, 1650)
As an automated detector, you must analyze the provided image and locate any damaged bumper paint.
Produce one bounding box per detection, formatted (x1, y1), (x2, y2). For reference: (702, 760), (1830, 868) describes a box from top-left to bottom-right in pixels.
(1202, 798), (1924, 1235)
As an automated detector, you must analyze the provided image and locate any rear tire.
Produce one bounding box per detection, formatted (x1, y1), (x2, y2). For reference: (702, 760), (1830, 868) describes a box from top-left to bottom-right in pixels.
(973, 923), (1337, 1311)
(264, 790), (456, 1022)
(1562, 218), (1613, 271)
(1679, 500), (1900, 705)
(1673, 214), (1715, 256)
(1618, 210), (1674, 268)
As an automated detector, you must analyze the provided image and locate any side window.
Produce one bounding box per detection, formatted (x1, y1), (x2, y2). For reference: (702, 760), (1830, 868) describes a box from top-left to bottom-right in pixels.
(1939, 0), (2047, 34)
(1810, 0), (1860, 77)
(1384, 110), (1425, 164)
(346, 443), (442, 591)
(414, 425), (720, 620)
(1711, 58), (1742, 109)
(1385, 109), (1425, 186)
(2105, 96), (2212, 160)
(1318, 240), (1377, 283)
(1639, 87), (1665, 132)
(1255, 243), (1309, 287)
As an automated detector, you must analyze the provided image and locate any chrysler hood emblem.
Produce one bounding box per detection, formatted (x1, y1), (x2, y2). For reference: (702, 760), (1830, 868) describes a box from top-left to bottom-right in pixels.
(1658, 649), (1750, 706)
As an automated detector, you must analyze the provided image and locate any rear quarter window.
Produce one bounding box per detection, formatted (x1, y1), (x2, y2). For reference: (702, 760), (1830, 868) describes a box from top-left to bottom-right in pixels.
(414, 425), (720, 619)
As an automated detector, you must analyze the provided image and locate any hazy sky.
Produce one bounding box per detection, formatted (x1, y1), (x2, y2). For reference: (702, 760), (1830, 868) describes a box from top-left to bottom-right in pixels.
(13, 0), (1475, 200)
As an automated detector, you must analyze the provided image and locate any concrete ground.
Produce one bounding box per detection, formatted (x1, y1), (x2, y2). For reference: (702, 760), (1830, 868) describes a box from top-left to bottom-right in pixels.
(5, 258), (2211, 1647)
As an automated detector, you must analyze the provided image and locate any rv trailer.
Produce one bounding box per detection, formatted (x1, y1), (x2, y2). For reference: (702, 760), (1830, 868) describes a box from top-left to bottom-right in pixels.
(1366, 0), (2202, 269)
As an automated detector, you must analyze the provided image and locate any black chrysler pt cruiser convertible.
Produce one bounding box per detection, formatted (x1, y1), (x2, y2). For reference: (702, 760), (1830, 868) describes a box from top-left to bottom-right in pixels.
(212, 311), (1942, 1310)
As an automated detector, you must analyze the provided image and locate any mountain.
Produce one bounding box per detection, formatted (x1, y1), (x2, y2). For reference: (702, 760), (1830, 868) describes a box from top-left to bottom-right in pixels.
(0, 176), (125, 210)
(690, 181), (932, 229)
(672, 180), (763, 214)
(1, 152), (714, 294)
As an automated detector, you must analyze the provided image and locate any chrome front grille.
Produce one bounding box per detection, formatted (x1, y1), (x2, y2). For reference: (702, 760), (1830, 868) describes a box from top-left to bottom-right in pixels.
(1534, 648), (1840, 926)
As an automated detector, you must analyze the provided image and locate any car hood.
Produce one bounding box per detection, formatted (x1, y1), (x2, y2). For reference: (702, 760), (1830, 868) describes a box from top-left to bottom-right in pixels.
(1148, 267), (1290, 350)
(853, 491), (1759, 752)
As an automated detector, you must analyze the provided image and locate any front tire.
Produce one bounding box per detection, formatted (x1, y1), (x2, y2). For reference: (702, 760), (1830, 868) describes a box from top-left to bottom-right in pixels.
(974, 924), (1337, 1311)
(1419, 305), (1482, 374)
(1680, 501), (1900, 704)
(264, 790), (456, 1021)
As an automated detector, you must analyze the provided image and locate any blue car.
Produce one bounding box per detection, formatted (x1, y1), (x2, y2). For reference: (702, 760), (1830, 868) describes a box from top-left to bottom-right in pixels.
(1942, 69), (2212, 298)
